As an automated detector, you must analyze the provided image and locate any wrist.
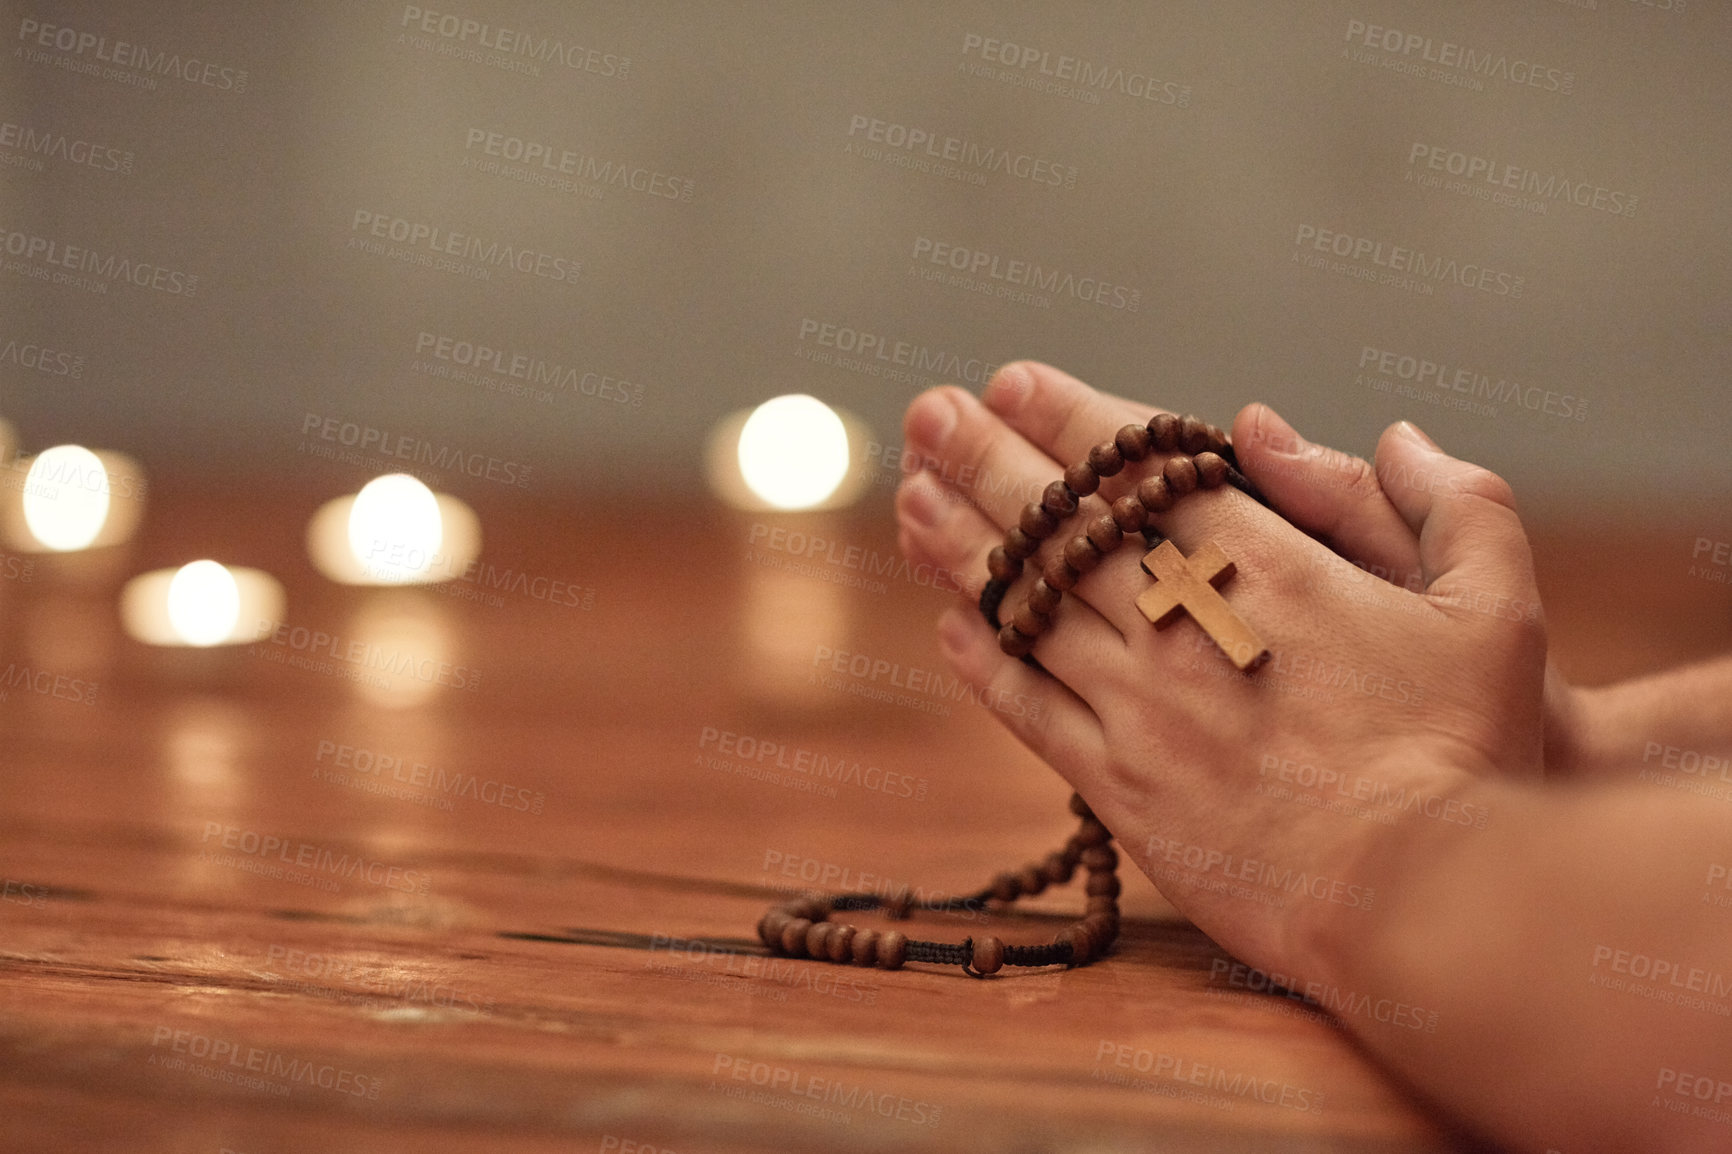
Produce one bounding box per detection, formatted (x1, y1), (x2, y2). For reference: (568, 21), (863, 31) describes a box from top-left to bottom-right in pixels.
(1282, 754), (1496, 994)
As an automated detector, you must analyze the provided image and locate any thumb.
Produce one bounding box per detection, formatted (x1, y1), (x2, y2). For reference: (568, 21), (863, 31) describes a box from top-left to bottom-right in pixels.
(1373, 421), (1540, 618)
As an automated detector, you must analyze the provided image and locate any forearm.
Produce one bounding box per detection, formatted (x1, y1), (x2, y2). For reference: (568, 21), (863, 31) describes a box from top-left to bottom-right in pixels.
(1296, 776), (1732, 1153)
(1569, 654), (1732, 779)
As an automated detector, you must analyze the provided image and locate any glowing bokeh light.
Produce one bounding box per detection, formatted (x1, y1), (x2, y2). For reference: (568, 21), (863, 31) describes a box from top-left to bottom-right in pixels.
(21, 445), (110, 551)
(165, 560), (242, 647)
(736, 395), (849, 510)
(347, 474), (444, 584)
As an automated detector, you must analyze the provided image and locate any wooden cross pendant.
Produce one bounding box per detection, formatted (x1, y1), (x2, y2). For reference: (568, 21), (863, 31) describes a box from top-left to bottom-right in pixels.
(1135, 540), (1269, 671)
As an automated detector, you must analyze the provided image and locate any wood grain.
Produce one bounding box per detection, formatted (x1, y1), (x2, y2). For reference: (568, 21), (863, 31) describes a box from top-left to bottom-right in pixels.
(0, 477), (1722, 1153)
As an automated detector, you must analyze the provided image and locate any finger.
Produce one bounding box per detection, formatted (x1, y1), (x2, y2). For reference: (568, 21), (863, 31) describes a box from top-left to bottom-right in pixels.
(935, 606), (1105, 775)
(904, 385), (1061, 530)
(980, 361), (1278, 551)
(1373, 421), (1542, 614)
(983, 360), (1161, 464)
(1231, 403), (1424, 590)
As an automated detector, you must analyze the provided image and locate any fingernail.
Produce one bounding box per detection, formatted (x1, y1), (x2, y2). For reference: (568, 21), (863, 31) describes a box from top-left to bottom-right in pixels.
(1397, 421), (1441, 451)
(936, 608), (974, 660)
(984, 362), (1031, 414)
(899, 473), (946, 528)
(906, 392), (958, 451)
(1254, 405), (1307, 458)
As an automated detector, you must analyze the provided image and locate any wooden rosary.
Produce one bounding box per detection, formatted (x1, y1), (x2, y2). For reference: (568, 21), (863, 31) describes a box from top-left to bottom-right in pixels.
(758, 411), (1269, 975)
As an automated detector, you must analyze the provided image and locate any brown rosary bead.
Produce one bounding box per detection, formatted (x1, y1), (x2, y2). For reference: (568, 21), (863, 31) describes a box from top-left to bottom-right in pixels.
(1020, 502), (1059, 539)
(1063, 461), (1100, 497)
(1136, 474), (1174, 514)
(1086, 513), (1123, 552)
(1010, 603), (1050, 637)
(783, 897), (829, 921)
(1194, 451), (1228, 489)
(1088, 440), (1125, 477)
(1041, 851), (1075, 884)
(1017, 864), (1048, 896)
(759, 911), (790, 947)
(851, 928), (880, 966)
(1058, 924), (1094, 965)
(1115, 423), (1154, 461)
(1146, 412), (1180, 452)
(827, 923), (856, 963)
(885, 886), (915, 920)
(805, 921), (834, 959)
(1004, 527), (1039, 561)
(997, 623), (1036, 658)
(972, 935), (1006, 976)
(1042, 480), (1078, 517)
(780, 918), (814, 956)
(1060, 841), (1084, 869)
(1063, 535), (1102, 573)
(1178, 414), (1213, 455)
(987, 546), (1023, 583)
(991, 871), (1022, 902)
(1074, 819), (1111, 847)
(1162, 455), (1199, 497)
(1085, 871), (1122, 898)
(1027, 578), (1062, 615)
(1083, 912), (1120, 946)
(1080, 844), (1118, 872)
(877, 930), (908, 970)
(1041, 553), (1081, 592)
(1110, 495), (1148, 534)
(1069, 793), (1095, 819)
(1086, 894), (1120, 916)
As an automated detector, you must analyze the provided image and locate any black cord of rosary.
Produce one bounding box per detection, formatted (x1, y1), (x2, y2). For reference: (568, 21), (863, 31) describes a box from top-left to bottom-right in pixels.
(829, 891), (1078, 970)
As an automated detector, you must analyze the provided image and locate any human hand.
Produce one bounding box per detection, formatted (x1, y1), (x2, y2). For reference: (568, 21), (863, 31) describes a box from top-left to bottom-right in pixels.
(894, 361), (1548, 972)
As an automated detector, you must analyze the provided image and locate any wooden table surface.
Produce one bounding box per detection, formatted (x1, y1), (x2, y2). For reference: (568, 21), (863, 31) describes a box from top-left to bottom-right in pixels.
(0, 478), (1725, 1154)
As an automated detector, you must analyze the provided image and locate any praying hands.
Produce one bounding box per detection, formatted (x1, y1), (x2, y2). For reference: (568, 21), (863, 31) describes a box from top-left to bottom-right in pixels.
(896, 361), (1732, 1154)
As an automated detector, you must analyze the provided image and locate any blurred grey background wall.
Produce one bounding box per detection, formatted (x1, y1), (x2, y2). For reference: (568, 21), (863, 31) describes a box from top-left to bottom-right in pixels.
(4, 0), (1728, 512)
